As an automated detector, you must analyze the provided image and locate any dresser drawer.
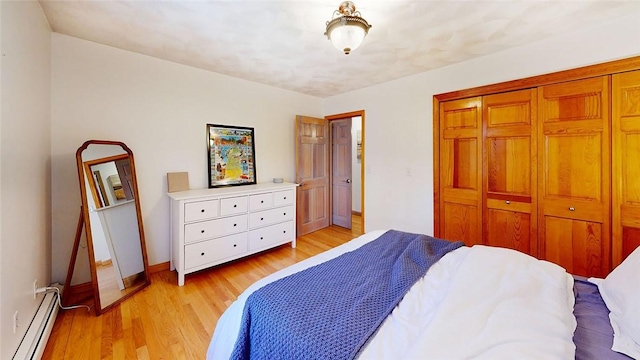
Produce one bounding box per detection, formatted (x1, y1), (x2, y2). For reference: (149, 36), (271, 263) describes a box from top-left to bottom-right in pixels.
(184, 214), (247, 243)
(184, 199), (219, 222)
(249, 221), (294, 251)
(184, 232), (248, 269)
(249, 205), (294, 229)
(249, 193), (273, 211)
(273, 190), (294, 207)
(220, 196), (248, 216)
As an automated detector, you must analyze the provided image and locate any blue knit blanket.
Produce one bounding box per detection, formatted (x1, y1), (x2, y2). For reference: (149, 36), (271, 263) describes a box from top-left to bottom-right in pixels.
(229, 230), (464, 360)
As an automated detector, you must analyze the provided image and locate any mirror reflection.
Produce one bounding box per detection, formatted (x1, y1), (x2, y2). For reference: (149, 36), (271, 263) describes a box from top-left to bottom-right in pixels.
(76, 141), (150, 314)
(84, 154), (134, 209)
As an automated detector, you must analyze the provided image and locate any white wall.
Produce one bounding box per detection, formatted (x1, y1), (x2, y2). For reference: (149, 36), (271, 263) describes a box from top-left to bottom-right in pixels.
(50, 34), (323, 282)
(324, 12), (640, 235)
(0, 1), (51, 358)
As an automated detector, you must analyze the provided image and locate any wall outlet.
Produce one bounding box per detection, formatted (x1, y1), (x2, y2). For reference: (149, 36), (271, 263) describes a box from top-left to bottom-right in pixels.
(33, 279), (39, 299)
(13, 310), (19, 334)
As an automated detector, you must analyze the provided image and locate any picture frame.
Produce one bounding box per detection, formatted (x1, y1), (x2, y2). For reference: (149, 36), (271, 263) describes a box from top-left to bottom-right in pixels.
(207, 124), (257, 188)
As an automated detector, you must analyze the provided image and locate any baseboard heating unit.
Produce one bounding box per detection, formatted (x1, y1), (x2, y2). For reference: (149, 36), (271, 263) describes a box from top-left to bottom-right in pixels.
(13, 290), (59, 360)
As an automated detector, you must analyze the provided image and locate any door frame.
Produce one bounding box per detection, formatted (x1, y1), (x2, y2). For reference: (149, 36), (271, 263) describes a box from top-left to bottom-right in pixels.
(325, 110), (365, 234)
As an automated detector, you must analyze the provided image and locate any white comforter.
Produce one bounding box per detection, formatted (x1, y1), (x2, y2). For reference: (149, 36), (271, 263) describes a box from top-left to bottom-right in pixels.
(207, 230), (577, 359)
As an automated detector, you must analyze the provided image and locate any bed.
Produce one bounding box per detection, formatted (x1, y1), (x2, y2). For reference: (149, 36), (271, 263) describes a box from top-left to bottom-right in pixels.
(207, 229), (640, 360)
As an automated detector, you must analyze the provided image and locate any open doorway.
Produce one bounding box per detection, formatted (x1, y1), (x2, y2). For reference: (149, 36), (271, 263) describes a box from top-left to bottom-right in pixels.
(326, 111), (364, 234)
(295, 111), (365, 236)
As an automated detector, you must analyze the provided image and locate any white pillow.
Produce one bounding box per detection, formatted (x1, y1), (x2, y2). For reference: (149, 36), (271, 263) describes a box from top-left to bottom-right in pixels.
(589, 246), (640, 359)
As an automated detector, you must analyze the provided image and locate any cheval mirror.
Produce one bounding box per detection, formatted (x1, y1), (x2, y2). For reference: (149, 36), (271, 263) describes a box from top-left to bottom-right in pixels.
(69, 140), (150, 315)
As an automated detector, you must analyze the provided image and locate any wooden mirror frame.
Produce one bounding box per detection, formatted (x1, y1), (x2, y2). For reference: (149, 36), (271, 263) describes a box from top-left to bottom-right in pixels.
(74, 140), (150, 315)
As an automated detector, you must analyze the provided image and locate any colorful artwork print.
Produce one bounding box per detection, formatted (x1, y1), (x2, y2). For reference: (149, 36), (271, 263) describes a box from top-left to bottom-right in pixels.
(207, 125), (256, 187)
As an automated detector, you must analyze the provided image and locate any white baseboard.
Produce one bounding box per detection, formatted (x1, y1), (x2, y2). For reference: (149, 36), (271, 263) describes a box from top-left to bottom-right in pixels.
(12, 290), (59, 360)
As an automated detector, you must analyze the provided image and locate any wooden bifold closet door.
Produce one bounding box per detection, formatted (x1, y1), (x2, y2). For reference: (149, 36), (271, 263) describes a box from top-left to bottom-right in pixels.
(612, 69), (640, 267)
(438, 97), (482, 246)
(435, 56), (640, 277)
(537, 77), (610, 277)
(482, 89), (537, 256)
(439, 90), (538, 254)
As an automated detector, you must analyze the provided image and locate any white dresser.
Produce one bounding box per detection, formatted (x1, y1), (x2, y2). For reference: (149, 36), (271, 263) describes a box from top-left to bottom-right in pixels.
(168, 182), (298, 286)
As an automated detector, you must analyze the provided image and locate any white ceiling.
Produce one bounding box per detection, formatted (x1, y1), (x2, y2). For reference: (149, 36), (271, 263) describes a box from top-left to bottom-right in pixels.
(39, 0), (640, 98)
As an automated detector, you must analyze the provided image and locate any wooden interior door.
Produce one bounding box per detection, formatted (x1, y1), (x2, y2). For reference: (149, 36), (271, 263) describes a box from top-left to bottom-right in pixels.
(439, 97), (482, 246)
(612, 70), (640, 267)
(331, 119), (352, 229)
(482, 89), (537, 256)
(538, 76), (610, 277)
(92, 170), (109, 207)
(115, 158), (134, 200)
(296, 115), (330, 236)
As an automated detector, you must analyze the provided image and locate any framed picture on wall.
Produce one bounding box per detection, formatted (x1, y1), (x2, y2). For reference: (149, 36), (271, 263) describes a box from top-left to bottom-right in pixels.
(207, 124), (257, 188)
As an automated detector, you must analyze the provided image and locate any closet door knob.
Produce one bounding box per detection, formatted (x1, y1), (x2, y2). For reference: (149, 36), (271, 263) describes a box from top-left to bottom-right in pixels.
(569, 207), (576, 211)
(505, 200), (510, 204)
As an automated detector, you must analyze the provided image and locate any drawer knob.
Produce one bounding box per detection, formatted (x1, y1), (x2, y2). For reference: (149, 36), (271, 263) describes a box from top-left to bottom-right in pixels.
(569, 207), (576, 211)
(200, 252), (205, 256)
(283, 212), (286, 216)
(201, 209), (205, 213)
(261, 217), (264, 221)
(284, 197), (287, 200)
(260, 237), (264, 240)
(233, 244), (237, 247)
(261, 200), (264, 203)
(200, 230), (205, 233)
(234, 204), (237, 208)
(505, 201), (510, 204)
(233, 223), (237, 227)
(283, 230), (286, 233)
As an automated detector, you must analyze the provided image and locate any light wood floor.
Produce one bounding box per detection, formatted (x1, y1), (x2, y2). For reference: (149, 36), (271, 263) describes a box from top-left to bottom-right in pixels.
(96, 263), (146, 309)
(43, 217), (363, 360)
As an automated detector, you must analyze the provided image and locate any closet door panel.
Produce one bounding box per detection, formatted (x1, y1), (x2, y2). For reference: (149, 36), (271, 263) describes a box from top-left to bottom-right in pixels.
(483, 89), (537, 255)
(441, 138), (478, 189)
(544, 217), (604, 276)
(622, 228), (640, 260)
(613, 70), (640, 266)
(544, 134), (602, 201)
(538, 76), (610, 277)
(443, 202), (478, 243)
(487, 137), (531, 195)
(486, 208), (531, 254)
(439, 97), (482, 246)
(620, 132), (640, 202)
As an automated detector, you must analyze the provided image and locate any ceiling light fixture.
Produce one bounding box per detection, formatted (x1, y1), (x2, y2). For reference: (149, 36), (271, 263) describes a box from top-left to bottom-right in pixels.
(324, 1), (372, 55)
